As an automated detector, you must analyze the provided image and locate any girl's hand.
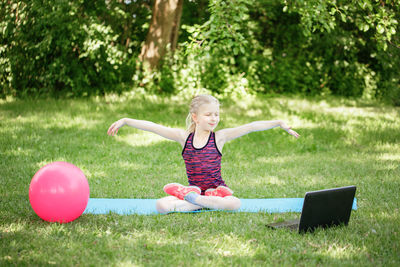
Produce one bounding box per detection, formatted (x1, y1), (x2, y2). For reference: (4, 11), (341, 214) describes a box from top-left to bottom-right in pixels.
(107, 119), (125, 136)
(280, 121), (300, 138)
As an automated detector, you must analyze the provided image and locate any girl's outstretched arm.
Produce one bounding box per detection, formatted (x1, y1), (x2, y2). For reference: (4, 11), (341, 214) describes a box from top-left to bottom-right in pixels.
(216, 120), (299, 147)
(107, 118), (187, 145)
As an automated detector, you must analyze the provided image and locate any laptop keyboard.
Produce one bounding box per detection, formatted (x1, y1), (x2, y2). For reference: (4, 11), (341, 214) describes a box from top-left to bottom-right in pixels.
(267, 218), (300, 230)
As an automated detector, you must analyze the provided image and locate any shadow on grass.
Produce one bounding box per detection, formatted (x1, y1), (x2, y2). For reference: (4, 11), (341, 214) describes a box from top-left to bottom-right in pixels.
(1, 208), (398, 265)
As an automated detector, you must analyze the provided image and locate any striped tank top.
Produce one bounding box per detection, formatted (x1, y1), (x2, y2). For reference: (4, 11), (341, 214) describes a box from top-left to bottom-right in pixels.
(182, 132), (227, 194)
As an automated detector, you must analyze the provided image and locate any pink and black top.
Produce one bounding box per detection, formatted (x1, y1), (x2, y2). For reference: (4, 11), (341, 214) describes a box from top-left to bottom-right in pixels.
(182, 132), (227, 194)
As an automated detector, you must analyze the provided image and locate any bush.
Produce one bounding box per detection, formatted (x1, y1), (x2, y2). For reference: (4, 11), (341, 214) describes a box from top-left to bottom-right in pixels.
(179, 0), (400, 103)
(0, 0), (148, 97)
(1, 0), (399, 105)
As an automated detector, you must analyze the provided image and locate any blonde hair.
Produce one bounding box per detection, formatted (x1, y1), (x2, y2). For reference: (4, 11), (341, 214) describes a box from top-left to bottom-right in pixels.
(186, 95), (220, 133)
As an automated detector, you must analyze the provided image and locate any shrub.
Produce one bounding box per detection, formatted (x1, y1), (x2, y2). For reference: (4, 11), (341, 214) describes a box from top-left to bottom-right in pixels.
(0, 0), (147, 97)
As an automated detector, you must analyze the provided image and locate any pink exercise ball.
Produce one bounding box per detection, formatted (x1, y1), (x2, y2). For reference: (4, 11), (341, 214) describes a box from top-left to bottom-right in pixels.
(29, 161), (90, 223)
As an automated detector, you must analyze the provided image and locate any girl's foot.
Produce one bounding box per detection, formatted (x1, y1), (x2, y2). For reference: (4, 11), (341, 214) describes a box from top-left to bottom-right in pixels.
(183, 191), (202, 206)
(204, 186), (233, 197)
(163, 183), (201, 200)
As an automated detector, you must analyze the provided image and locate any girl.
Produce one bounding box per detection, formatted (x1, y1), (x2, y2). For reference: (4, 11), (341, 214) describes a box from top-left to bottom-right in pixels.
(107, 95), (300, 214)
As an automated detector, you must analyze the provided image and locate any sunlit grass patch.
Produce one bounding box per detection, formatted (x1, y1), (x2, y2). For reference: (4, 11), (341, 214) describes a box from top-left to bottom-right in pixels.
(118, 132), (166, 147)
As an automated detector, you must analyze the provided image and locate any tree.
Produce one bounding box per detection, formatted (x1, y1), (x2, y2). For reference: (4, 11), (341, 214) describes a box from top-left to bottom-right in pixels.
(139, 0), (184, 69)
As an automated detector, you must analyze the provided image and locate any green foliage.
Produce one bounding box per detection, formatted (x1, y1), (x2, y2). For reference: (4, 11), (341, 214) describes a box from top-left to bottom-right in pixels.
(0, 0), (150, 97)
(177, 0), (253, 96)
(1, 0), (399, 104)
(181, 0), (399, 103)
(283, 0), (399, 51)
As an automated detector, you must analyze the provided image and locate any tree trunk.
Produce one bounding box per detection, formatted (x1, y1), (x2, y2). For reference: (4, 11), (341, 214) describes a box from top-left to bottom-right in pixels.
(139, 0), (183, 70)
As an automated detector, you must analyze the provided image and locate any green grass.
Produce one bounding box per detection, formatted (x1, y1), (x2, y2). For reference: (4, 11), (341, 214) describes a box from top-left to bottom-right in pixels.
(1, 94), (399, 266)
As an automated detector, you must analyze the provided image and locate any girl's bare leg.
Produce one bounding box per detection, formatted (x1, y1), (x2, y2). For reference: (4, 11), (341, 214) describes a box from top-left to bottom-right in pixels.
(156, 196), (202, 214)
(190, 195), (241, 211)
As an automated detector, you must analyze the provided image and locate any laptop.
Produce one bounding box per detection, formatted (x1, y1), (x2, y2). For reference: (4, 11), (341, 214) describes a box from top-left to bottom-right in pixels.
(266, 186), (356, 233)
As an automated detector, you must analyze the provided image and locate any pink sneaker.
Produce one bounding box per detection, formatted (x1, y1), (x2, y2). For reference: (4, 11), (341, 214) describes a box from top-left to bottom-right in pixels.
(163, 183), (201, 200)
(204, 186), (233, 197)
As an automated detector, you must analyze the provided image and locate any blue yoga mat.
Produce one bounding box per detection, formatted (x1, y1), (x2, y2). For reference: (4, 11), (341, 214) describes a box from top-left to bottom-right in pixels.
(84, 198), (357, 215)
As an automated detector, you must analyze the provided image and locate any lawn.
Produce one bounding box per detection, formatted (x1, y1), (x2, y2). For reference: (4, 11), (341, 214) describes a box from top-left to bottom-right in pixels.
(1, 93), (399, 266)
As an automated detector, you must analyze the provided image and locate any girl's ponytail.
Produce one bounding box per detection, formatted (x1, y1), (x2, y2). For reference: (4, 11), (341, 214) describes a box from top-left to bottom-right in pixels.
(186, 112), (196, 133)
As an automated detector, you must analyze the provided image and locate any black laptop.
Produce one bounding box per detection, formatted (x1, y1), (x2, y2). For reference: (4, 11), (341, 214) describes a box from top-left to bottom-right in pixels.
(266, 186), (356, 233)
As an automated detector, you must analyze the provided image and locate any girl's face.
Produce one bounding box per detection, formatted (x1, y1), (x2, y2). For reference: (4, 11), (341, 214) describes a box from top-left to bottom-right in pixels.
(192, 103), (220, 132)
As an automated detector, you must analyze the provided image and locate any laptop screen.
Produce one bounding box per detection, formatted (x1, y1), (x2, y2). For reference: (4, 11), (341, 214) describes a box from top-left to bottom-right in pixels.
(298, 186), (356, 233)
